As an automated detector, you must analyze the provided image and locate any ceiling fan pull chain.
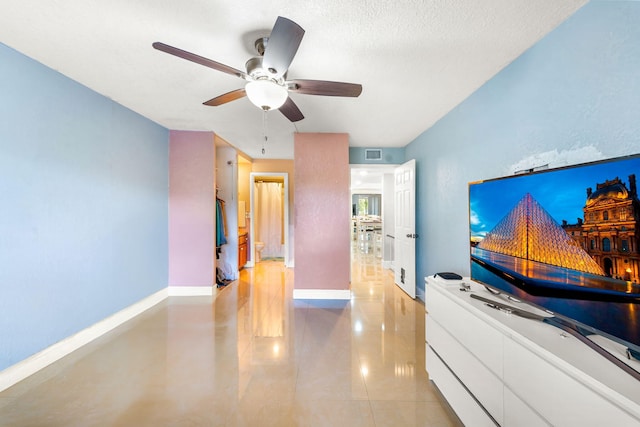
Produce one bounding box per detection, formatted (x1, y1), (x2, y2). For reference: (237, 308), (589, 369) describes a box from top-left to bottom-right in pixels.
(262, 109), (268, 155)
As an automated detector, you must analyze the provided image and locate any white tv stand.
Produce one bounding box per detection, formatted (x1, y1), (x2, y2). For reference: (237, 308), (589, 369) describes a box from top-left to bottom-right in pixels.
(425, 275), (640, 427)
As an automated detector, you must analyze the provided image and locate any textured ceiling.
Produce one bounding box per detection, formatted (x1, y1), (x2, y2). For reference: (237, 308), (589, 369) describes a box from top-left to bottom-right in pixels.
(1, 0), (586, 159)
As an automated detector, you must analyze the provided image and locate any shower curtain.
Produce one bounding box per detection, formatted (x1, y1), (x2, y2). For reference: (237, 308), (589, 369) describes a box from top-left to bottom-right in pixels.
(255, 181), (283, 259)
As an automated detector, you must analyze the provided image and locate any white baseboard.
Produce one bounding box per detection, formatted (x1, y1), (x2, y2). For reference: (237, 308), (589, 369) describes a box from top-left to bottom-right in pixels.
(293, 289), (351, 300)
(168, 286), (215, 296)
(0, 288), (168, 393)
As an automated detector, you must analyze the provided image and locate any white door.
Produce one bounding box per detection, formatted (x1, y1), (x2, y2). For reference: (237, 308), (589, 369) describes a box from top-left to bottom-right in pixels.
(394, 159), (416, 298)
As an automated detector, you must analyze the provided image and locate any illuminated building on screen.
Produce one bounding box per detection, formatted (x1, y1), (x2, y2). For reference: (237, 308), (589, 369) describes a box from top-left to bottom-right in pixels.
(477, 193), (603, 275)
(563, 175), (640, 282)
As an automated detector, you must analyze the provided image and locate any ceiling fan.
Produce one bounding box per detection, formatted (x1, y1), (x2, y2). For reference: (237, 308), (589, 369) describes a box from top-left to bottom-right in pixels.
(153, 16), (362, 122)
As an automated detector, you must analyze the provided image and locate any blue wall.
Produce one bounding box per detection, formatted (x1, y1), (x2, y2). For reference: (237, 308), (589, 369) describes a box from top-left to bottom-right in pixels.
(0, 44), (169, 370)
(406, 1), (640, 301)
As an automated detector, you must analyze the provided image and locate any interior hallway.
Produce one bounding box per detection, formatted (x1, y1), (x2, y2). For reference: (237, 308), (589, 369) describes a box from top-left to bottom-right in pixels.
(0, 248), (461, 426)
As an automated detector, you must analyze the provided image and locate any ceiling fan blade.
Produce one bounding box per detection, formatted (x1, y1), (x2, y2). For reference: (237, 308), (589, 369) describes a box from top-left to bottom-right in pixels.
(279, 97), (304, 122)
(203, 88), (247, 106)
(287, 79), (363, 97)
(152, 42), (248, 80)
(262, 17), (305, 79)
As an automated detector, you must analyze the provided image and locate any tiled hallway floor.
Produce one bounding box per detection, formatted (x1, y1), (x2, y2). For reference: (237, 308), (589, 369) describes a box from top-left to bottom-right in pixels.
(0, 249), (461, 426)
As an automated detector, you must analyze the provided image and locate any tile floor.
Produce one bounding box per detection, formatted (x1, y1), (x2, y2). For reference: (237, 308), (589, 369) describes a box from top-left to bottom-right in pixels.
(0, 248), (461, 426)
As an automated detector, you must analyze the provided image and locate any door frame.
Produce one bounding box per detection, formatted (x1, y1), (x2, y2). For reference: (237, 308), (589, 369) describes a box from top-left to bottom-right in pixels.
(248, 172), (290, 267)
(349, 164), (401, 271)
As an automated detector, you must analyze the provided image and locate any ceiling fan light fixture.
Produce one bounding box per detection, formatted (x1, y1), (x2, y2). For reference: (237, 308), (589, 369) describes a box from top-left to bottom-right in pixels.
(245, 79), (288, 111)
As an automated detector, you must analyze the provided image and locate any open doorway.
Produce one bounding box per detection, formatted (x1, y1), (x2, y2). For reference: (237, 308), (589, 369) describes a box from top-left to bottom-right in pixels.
(350, 165), (397, 271)
(249, 172), (290, 268)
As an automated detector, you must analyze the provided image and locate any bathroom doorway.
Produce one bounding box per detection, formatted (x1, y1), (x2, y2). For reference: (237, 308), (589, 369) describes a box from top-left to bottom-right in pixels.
(249, 172), (290, 267)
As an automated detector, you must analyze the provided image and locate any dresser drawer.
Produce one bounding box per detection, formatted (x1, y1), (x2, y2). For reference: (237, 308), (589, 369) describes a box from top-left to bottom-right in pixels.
(504, 337), (640, 427)
(427, 317), (504, 425)
(426, 282), (503, 378)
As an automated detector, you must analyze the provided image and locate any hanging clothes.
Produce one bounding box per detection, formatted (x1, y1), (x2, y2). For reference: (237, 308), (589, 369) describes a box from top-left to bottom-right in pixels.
(216, 197), (228, 247)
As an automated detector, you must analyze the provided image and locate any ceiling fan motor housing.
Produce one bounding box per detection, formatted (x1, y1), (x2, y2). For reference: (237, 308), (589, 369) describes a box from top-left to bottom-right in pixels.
(245, 56), (264, 77)
(245, 55), (285, 84)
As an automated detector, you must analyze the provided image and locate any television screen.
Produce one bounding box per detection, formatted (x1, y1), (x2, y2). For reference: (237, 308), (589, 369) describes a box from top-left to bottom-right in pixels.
(469, 154), (640, 357)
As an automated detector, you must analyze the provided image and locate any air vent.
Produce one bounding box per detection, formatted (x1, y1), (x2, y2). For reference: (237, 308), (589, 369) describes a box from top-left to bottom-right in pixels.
(365, 149), (382, 161)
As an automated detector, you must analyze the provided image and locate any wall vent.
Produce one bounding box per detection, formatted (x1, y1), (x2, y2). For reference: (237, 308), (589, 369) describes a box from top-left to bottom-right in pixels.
(365, 149), (382, 161)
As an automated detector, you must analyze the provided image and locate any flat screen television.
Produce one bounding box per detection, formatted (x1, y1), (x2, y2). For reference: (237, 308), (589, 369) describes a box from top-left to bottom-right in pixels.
(469, 153), (640, 375)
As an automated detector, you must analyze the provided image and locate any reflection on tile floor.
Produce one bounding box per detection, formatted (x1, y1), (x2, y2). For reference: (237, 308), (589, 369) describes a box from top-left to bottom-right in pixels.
(0, 249), (462, 426)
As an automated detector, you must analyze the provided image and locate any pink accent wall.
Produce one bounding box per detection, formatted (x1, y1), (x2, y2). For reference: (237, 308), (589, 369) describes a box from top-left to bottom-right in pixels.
(294, 133), (350, 291)
(169, 130), (215, 286)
